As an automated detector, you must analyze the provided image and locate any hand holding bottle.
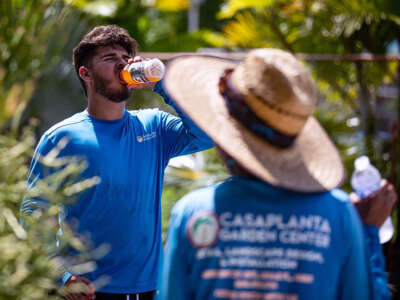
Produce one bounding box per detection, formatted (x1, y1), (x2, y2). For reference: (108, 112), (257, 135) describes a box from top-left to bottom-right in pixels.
(350, 179), (396, 227)
(120, 56), (165, 90)
(63, 275), (95, 300)
(350, 156), (397, 243)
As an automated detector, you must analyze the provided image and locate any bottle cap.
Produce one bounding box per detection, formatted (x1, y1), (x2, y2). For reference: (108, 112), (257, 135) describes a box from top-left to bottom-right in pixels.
(354, 155), (370, 171)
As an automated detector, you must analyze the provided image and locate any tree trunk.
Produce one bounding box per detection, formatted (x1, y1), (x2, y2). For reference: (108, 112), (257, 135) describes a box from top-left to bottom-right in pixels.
(355, 61), (374, 158)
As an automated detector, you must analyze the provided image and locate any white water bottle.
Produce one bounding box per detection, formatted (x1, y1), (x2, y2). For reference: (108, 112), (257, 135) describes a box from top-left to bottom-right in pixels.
(351, 155), (394, 243)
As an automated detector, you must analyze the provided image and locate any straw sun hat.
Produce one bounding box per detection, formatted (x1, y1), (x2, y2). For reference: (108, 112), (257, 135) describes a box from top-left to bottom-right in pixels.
(163, 49), (345, 192)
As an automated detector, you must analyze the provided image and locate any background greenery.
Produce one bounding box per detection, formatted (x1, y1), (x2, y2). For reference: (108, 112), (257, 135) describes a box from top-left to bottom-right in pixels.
(1, 0), (400, 297)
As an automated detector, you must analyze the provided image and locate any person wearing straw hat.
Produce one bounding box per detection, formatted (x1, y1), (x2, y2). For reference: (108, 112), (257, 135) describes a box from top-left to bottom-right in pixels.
(160, 49), (395, 299)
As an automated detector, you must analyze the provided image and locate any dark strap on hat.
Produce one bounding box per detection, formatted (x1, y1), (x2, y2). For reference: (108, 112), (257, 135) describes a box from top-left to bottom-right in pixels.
(219, 69), (297, 148)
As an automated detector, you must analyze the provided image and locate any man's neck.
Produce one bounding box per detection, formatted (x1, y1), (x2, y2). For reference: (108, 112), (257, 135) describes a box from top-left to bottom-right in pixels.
(86, 94), (126, 120)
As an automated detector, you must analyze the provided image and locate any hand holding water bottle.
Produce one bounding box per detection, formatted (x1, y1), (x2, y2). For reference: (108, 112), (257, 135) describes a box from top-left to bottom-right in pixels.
(350, 179), (396, 225)
(120, 56), (165, 90)
(350, 156), (397, 243)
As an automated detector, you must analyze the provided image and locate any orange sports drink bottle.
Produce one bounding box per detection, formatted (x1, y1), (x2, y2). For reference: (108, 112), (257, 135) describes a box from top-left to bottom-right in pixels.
(120, 58), (165, 85)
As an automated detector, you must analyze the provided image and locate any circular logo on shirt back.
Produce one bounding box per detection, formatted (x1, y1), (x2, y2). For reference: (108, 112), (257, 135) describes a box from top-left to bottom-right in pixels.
(186, 211), (219, 248)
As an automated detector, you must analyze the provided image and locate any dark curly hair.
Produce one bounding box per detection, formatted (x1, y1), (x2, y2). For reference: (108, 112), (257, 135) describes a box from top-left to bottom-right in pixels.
(73, 25), (138, 96)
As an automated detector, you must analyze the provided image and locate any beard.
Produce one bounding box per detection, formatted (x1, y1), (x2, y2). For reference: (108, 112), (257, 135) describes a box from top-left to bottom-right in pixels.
(93, 71), (132, 103)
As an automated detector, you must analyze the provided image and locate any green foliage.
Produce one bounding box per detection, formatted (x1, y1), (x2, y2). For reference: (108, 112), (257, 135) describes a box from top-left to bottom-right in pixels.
(161, 148), (229, 237)
(0, 124), (100, 299)
(64, 0), (123, 16)
(211, 0), (399, 178)
(0, 0), (87, 131)
(162, 149), (229, 235)
(156, 0), (189, 11)
(104, 2), (204, 51)
(217, 0), (273, 19)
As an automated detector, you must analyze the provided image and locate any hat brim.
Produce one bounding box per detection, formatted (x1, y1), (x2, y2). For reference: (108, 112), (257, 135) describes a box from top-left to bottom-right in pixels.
(164, 55), (346, 192)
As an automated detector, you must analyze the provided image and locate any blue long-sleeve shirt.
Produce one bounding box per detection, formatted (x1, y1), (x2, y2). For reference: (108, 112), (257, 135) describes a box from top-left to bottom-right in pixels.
(364, 225), (391, 300)
(21, 81), (213, 293)
(161, 176), (390, 300)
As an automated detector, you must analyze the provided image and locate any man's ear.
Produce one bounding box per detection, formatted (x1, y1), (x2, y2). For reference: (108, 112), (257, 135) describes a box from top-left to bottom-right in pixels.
(79, 66), (91, 82)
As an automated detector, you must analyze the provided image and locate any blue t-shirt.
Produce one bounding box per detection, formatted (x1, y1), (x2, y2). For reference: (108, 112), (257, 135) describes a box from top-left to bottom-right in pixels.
(21, 82), (213, 293)
(162, 176), (384, 300)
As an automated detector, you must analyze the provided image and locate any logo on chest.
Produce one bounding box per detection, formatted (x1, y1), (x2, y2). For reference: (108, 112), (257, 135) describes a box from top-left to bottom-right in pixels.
(186, 211), (220, 248)
(136, 131), (157, 143)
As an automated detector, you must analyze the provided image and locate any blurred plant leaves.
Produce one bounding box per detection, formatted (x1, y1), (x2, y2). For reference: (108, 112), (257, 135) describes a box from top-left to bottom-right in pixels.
(156, 0), (189, 11)
(64, 0), (122, 16)
(0, 0), (82, 131)
(218, 0), (273, 19)
(0, 123), (102, 299)
(162, 149), (229, 235)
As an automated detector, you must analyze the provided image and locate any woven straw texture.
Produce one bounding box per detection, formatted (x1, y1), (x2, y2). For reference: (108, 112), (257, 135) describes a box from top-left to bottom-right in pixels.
(163, 50), (346, 192)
